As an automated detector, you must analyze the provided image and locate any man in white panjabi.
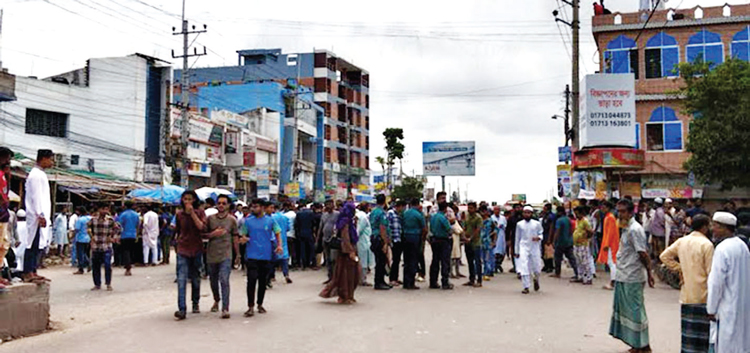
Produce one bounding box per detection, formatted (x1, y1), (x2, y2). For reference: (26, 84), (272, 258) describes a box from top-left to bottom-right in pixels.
(514, 206), (543, 294)
(707, 211), (750, 353)
(142, 205), (160, 266)
(22, 149), (54, 283)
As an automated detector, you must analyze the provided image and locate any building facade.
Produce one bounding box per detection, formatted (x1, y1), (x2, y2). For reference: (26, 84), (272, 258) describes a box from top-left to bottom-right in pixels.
(591, 3), (750, 201)
(176, 48), (370, 200)
(0, 54), (171, 182)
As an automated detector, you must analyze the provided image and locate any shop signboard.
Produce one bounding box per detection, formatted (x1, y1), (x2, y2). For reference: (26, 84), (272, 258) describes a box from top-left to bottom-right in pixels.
(579, 74), (636, 148)
(558, 146), (572, 163)
(187, 162), (211, 178)
(573, 148), (644, 169)
(511, 194), (527, 203)
(556, 165), (572, 198)
(641, 176), (703, 199)
(422, 141), (476, 176)
(285, 182), (301, 199)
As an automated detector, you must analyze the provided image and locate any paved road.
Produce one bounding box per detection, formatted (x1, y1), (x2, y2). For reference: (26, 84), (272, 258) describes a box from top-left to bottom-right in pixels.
(2, 260), (681, 353)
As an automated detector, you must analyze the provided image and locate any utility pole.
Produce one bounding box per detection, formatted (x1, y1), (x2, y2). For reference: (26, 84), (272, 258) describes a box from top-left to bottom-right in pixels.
(564, 84), (571, 148)
(554, 1), (580, 149)
(172, 0), (206, 189)
(571, 0), (580, 150)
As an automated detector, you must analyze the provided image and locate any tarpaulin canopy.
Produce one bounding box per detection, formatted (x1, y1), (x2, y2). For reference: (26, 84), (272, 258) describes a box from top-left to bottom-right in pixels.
(128, 185), (185, 204)
(195, 187), (237, 202)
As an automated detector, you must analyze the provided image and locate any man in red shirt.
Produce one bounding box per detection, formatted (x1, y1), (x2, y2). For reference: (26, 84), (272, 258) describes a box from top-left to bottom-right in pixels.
(174, 190), (207, 321)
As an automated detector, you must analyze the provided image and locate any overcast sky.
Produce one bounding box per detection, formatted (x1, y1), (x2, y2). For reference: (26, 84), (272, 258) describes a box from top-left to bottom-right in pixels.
(1, 0), (741, 203)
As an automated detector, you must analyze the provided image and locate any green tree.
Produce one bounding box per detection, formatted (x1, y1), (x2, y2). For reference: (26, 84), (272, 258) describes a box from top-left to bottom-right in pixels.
(678, 58), (750, 189)
(383, 128), (405, 192)
(392, 176), (424, 201)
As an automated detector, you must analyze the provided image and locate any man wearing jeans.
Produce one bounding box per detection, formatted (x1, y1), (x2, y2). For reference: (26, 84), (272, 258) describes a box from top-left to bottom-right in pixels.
(463, 202), (483, 287)
(73, 207), (92, 274)
(173, 191), (207, 321)
(239, 199), (283, 318)
(204, 195), (239, 319)
(551, 206), (578, 280)
(118, 201), (141, 276)
(87, 203), (120, 291)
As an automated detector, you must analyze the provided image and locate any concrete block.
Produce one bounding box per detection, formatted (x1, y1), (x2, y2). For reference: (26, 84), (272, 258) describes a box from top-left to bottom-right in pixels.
(0, 283), (50, 339)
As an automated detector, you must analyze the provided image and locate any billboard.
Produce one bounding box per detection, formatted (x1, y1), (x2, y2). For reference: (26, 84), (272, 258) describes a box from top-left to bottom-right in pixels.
(422, 141), (476, 176)
(579, 74), (636, 148)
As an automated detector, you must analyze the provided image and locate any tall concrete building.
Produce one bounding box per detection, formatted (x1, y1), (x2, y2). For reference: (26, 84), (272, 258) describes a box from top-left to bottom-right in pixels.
(177, 48), (370, 200)
(590, 3), (750, 203)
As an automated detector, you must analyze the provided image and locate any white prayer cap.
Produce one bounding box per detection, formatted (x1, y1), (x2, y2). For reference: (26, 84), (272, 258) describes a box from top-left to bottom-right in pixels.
(523, 206), (534, 212)
(654, 197), (664, 204)
(713, 212), (737, 227)
(665, 198), (673, 203)
(17, 209), (26, 218)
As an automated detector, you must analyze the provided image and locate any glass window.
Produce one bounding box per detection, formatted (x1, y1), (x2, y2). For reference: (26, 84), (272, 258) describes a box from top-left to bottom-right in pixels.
(686, 29), (724, 70)
(605, 35), (638, 78)
(646, 106), (682, 152)
(645, 32), (679, 78)
(731, 26), (750, 62)
(25, 108), (68, 138)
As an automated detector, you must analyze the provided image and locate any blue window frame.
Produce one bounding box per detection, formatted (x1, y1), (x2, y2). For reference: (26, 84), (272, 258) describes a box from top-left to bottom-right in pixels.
(731, 26), (750, 62)
(646, 106), (682, 151)
(686, 29), (724, 69)
(635, 123), (641, 150)
(645, 32), (679, 78)
(605, 35), (638, 77)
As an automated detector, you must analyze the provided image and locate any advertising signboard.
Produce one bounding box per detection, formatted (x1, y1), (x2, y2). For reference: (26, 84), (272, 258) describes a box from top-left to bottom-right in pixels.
(557, 165), (572, 198)
(573, 148), (645, 169)
(422, 141), (476, 176)
(579, 74), (636, 148)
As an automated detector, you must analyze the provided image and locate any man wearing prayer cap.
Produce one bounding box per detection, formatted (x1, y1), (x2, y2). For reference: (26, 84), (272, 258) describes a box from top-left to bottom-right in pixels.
(706, 211), (750, 353)
(514, 205), (544, 294)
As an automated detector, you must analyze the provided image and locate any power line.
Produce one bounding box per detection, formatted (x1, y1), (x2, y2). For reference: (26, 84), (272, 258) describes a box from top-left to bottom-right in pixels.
(634, 0), (663, 44)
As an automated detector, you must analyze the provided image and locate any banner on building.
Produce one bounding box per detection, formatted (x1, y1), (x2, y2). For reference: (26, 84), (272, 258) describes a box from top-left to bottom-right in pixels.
(187, 162), (211, 178)
(573, 148), (644, 169)
(558, 146), (572, 163)
(225, 130), (239, 154)
(511, 194), (527, 203)
(422, 141), (476, 176)
(641, 175), (703, 199)
(240, 168), (256, 181)
(285, 182), (301, 199)
(144, 163), (163, 184)
(571, 170), (607, 200)
(256, 137), (277, 153)
(257, 169), (270, 199)
(579, 74), (636, 148)
(243, 148), (256, 167)
(187, 142), (223, 164)
(557, 165), (572, 198)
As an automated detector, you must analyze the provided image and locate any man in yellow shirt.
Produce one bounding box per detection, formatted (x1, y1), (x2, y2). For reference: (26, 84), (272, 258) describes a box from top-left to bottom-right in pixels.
(659, 214), (713, 353)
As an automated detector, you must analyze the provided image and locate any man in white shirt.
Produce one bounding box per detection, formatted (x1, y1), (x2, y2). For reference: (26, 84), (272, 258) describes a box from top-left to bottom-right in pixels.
(23, 149), (54, 283)
(142, 205), (160, 266)
(707, 212), (750, 353)
(514, 206), (544, 294)
(491, 206), (507, 273)
(68, 208), (79, 267)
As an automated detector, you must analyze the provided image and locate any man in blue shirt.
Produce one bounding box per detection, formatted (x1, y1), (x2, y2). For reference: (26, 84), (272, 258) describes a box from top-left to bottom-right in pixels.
(118, 201), (141, 276)
(73, 206), (92, 275)
(268, 202), (292, 286)
(239, 199), (282, 317)
(402, 198), (427, 290)
(429, 202), (453, 290)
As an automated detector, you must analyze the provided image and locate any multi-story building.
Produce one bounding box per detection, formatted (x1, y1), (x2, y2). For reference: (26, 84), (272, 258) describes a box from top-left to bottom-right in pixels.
(590, 2), (750, 202)
(176, 48), (370, 200)
(0, 54), (171, 182)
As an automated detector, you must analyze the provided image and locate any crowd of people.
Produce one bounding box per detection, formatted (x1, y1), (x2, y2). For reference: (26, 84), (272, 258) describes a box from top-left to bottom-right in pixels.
(2, 149), (749, 353)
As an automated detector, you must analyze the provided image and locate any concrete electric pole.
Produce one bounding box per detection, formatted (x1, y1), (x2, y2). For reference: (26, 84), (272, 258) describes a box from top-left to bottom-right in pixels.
(172, 0), (206, 189)
(553, 0), (580, 149)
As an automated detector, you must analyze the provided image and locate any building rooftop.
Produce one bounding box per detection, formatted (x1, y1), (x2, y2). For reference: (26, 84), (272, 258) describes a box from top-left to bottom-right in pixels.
(592, 3), (750, 33)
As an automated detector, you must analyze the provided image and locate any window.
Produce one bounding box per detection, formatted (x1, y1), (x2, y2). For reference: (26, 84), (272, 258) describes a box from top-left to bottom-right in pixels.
(324, 125), (331, 140)
(687, 29), (724, 70)
(646, 106), (682, 151)
(25, 108), (68, 137)
(604, 35), (639, 78)
(337, 148), (347, 165)
(645, 32), (679, 78)
(731, 26), (750, 62)
(325, 148), (331, 163)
